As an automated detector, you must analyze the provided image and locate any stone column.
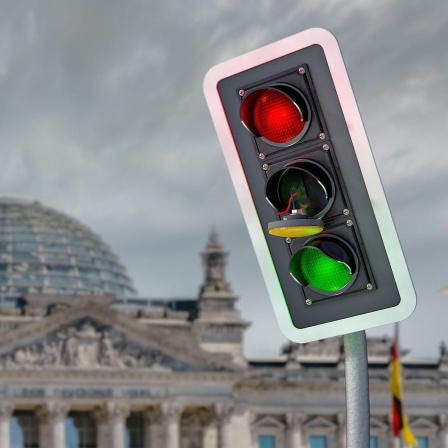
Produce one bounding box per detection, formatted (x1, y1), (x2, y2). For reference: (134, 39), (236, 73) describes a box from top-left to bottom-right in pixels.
(337, 413), (346, 448)
(36, 406), (48, 448)
(37, 401), (69, 448)
(92, 406), (109, 448)
(105, 403), (129, 448)
(215, 404), (234, 448)
(200, 406), (218, 448)
(286, 413), (306, 448)
(143, 406), (162, 448)
(161, 403), (182, 448)
(439, 415), (448, 448)
(202, 420), (218, 448)
(0, 403), (14, 448)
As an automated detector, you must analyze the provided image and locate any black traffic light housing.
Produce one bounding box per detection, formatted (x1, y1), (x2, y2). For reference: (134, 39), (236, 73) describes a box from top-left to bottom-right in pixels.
(204, 28), (416, 343)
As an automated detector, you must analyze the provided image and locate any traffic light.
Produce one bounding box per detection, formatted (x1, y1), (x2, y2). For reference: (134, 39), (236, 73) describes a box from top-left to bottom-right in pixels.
(203, 28), (416, 343)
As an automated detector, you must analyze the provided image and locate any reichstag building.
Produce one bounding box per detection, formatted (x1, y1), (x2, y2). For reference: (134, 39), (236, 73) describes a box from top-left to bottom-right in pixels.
(0, 195), (445, 448)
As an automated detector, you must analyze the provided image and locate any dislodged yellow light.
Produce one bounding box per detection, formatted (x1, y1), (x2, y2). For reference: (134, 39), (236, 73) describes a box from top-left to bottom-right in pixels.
(268, 225), (324, 238)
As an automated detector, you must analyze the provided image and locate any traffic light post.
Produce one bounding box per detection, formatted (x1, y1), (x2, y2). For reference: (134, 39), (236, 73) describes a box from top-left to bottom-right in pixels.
(343, 330), (370, 447)
(204, 28), (416, 447)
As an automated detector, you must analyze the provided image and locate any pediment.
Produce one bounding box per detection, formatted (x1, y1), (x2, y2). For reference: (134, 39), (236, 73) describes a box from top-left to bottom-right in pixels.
(409, 417), (439, 430)
(253, 416), (285, 429)
(0, 302), (241, 373)
(370, 416), (388, 430)
(304, 416), (337, 430)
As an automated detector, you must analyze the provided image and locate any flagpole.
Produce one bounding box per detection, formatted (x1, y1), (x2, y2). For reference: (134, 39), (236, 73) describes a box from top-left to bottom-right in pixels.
(395, 322), (400, 359)
(395, 321), (404, 448)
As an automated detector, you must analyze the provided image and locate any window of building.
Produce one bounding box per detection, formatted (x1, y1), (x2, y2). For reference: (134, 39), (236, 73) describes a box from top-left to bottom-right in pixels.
(45, 253), (72, 264)
(81, 278), (104, 290)
(48, 275), (77, 287)
(39, 233), (63, 242)
(65, 412), (96, 448)
(46, 264), (73, 274)
(370, 436), (378, 448)
(74, 256), (97, 268)
(9, 232), (35, 241)
(42, 242), (67, 253)
(71, 245), (91, 256)
(309, 435), (327, 448)
(10, 274), (45, 286)
(78, 268), (100, 279)
(258, 435), (275, 448)
(11, 241), (38, 251)
(125, 412), (145, 448)
(10, 411), (38, 448)
(416, 437), (428, 448)
(11, 252), (40, 262)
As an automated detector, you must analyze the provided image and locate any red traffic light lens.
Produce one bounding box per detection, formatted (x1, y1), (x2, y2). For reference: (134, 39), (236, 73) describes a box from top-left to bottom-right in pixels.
(253, 90), (305, 144)
(240, 84), (310, 147)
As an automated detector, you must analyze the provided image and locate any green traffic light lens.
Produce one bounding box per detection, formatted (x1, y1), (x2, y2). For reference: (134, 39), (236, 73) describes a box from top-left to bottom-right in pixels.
(299, 248), (352, 292)
(290, 236), (358, 295)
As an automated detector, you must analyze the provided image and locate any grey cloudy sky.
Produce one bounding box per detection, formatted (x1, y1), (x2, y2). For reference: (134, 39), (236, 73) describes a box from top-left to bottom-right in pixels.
(0, 0), (447, 357)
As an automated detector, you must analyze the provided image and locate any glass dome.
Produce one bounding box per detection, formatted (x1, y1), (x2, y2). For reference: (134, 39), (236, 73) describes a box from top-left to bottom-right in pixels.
(0, 195), (136, 299)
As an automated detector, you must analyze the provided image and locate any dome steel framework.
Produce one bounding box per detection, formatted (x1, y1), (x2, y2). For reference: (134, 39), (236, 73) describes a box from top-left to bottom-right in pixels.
(0, 196), (136, 300)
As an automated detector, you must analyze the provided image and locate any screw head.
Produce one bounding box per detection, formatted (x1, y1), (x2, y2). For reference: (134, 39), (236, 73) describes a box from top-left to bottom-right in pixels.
(343, 208), (350, 216)
(319, 132), (326, 140)
(366, 283), (373, 290)
(286, 238), (292, 244)
(322, 144), (329, 151)
(346, 219), (353, 227)
(305, 299), (312, 306)
(238, 89), (245, 97)
(298, 67), (306, 75)
(262, 163), (270, 171)
(259, 152), (266, 160)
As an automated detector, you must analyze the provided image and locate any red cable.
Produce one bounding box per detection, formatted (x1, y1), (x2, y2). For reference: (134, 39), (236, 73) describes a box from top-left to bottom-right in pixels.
(277, 192), (304, 216)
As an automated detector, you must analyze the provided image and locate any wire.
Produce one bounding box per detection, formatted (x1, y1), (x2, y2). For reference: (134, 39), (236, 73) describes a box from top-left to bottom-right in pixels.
(290, 189), (296, 211)
(277, 188), (308, 216)
(277, 195), (294, 215)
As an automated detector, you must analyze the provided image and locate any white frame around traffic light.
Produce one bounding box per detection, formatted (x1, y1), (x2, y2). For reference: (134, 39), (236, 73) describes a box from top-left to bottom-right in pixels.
(203, 28), (416, 343)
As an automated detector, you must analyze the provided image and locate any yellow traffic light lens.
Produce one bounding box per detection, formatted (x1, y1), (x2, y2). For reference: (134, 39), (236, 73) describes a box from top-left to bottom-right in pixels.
(268, 225), (323, 238)
(268, 218), (324, 239)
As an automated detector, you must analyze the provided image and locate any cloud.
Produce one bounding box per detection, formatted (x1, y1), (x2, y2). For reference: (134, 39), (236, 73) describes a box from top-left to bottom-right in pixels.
(0, 0), (446, 356)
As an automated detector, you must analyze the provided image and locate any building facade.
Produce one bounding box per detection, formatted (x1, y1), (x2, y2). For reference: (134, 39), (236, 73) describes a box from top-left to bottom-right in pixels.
(0, 196), (446, 448)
